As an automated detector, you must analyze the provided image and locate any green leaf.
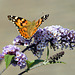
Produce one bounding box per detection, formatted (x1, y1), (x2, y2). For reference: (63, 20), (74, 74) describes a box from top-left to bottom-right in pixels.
(26, 60), (35, 69)
(47, 46), (49, 60)
(4, 54), (15, 68)
(31, 59), (44, 67)
(26, 59), (44, 69)
(43, 60), (66, 65)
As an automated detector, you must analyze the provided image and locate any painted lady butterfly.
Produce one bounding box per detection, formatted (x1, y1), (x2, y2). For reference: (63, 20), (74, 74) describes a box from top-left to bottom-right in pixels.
(7, 14), (49, 39)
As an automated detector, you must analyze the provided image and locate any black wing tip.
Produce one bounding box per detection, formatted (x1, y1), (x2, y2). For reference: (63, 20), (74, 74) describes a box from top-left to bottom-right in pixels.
(7, 15), (11, 18)
(41, 14), (49, 21)
(7, 15), (17, 21)
(7, 15), (12, 20)
(45, 14), (49, 17)
(45, 14), (49, 19)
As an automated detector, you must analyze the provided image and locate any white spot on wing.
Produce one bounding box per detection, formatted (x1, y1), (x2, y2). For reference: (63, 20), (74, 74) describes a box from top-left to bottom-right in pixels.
(11, 15), (13, 18)
(44, 15), (45, 18)
(15, 17), (18, 19)
(12, 22), (14, 23)
(12, 19), (15, 22)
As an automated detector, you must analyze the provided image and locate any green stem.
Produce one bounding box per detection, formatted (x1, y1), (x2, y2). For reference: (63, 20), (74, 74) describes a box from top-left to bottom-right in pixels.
(0, 67), (6, 75)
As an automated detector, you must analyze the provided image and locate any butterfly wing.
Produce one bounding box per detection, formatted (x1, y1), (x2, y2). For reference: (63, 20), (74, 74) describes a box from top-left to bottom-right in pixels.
(29, 14), (49, 37)
(7, 14), (49, 39)
(35, 14), (49, 28)
(7, 15), (31, 28)
(7, 15), (31, 39)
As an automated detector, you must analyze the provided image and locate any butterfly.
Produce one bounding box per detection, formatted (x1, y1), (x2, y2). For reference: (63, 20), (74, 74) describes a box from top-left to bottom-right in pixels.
(7, 14), (49, 39)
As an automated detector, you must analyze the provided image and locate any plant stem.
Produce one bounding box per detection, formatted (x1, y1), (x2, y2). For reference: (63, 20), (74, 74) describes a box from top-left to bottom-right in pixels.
(18, 63), (44, 75)
(0, 67), (6, 75)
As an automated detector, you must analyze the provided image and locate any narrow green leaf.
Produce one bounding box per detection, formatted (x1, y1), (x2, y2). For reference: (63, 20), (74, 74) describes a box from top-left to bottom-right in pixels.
(4, 54), (15, 68)
(26, 60), (35, 69)
(43, 60), (66, 65)
(26, 59), (44, 69)
(31, 59), (44, 67)
(47, 46), (49, 60)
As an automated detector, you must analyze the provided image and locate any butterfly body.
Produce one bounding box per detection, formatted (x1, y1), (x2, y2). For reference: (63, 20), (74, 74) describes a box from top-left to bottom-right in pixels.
(7, 14), (49, 39)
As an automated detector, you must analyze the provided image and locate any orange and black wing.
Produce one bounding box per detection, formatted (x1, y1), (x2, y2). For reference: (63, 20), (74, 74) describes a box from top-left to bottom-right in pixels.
(30, 14), (49, 37)
(7, 15), (29, 28)
(7, 15), (31, 39)
(35, 14), (49, 29)
(7, 14), (49, 39)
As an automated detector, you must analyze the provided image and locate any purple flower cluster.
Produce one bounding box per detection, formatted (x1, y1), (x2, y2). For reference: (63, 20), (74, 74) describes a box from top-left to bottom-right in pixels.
(32, 28), (54, 57)
(13, 25), (75, 58)
(1, 45), (27, 69)
(13, 35), (31, 46)
(0, 54), (4, 60)
(0, 25), (75, 69)
(14, 52), (27, 69)
(2, 45), (20, 55)
(59, 27), (75, 49)
(44, 25), (75, 50)
(13, 28), (54, 58)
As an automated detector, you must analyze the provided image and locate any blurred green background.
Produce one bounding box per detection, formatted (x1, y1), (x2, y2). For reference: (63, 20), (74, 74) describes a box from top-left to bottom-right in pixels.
(0, 0), (75, 75)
